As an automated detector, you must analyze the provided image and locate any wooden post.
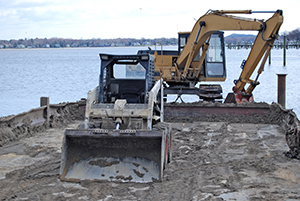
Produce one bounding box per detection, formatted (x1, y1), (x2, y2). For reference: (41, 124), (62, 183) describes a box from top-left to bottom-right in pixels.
(277, 74), (286, 108)
(40, 97), (50, 123)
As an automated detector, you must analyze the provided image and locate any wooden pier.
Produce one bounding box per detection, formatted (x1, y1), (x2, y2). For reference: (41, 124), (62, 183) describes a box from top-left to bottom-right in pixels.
(226, 41), (300, 49)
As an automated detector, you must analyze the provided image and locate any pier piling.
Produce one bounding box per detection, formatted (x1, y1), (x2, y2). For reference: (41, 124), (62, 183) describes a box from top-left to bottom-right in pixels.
(277, 74), (286, 108)
(40, 97), (50, 123)
(283, 36), (287, 66)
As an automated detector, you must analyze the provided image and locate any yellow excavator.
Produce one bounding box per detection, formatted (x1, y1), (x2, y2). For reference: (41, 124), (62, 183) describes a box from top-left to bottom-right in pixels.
(60, 10), (283, 183)
(139, 9), (283, 102)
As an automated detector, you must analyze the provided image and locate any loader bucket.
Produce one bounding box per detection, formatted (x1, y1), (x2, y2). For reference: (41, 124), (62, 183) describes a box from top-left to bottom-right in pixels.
(60, 128), (170, 183)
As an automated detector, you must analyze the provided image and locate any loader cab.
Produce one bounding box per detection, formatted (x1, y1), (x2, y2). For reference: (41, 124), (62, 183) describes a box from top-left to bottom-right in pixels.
(99, 54), (155, 104)
(178, 31), (226, 80)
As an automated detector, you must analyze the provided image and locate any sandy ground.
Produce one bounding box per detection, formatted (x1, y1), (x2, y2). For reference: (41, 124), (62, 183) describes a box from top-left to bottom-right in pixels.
(0, 119), (300, 201)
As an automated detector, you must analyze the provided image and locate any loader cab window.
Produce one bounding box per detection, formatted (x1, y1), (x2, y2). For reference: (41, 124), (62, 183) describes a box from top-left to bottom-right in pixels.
(113, 62), (146, 79)
(106, 60), (147, 103)
(205, 32), (226, 77)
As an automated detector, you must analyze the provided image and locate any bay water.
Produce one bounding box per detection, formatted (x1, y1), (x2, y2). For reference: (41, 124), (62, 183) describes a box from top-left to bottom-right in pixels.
(0, 46), (299, 118)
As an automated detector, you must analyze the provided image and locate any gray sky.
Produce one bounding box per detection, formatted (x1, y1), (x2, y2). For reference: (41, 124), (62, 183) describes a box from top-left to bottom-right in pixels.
(0, 0), (298, 40)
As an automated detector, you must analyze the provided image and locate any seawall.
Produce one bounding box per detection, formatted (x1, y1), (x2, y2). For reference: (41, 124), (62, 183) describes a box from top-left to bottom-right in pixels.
(0, 99), (86, 146)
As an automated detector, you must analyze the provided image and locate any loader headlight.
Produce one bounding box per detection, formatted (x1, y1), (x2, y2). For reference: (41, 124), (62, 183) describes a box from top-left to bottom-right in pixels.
(101, 55), (109, 60)
(141, 55), (149, 60)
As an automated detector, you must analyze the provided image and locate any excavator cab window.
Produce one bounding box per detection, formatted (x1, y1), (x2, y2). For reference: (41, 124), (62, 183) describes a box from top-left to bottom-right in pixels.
(178, 32), (190, 54)
(205, 32), (226, 78)
(178, 31), (225, 65)
(178, 33), (201, 62)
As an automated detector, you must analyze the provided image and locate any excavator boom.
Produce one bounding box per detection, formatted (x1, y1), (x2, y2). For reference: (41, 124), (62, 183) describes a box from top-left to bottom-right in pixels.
(178, 10), (283, 86)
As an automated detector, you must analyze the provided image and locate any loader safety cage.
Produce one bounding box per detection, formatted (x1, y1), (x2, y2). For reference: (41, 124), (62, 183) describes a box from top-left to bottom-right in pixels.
(99, 54), (155, 104)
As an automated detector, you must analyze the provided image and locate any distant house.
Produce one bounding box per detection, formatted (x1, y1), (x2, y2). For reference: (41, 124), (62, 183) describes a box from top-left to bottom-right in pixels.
(17, 44), (25, 48)
(143, 41), (151, 46)
(71, 43), (78, 47)
(5, 44), (13, 48)
(133, 42), (141, 46)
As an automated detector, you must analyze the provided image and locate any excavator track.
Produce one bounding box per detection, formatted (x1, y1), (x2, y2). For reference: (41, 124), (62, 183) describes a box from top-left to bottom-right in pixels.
(164, 102), (270, 122)
(199, 84), (223, 101)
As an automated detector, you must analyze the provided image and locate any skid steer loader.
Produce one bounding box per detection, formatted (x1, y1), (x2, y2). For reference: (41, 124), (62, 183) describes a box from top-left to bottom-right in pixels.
(60, 54), (172, 183)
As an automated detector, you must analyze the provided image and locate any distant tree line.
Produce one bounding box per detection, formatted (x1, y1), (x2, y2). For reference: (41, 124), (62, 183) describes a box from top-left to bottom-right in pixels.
(0, 37), (177, 49)
(225, 28), (300, 49)
(224, 34), (256, 44)
(282, 28), (300, 41)
(225, 28), (300, 44)
(1, 28), (299, 49)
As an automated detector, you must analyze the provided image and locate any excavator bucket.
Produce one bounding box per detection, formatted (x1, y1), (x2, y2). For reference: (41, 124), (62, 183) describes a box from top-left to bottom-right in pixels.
(60, 127), (171, 183)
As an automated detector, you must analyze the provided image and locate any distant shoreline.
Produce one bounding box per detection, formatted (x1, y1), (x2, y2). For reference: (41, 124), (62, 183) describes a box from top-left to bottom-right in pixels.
(1, 34), (299, 50)
(0, 45), (178, 51)
(0, 37), (178, 49)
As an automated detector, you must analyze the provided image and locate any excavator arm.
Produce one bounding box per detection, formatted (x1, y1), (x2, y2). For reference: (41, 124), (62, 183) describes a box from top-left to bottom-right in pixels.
(176, 9), (283, 97)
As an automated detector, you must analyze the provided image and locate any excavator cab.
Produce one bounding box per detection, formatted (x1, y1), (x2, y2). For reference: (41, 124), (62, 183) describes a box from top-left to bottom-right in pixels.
(178, 31), (226, 81)
(156, 31), (226, 101)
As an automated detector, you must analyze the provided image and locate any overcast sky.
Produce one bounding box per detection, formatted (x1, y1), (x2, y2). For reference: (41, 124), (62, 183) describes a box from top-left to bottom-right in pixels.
(0, 0), (299, 40)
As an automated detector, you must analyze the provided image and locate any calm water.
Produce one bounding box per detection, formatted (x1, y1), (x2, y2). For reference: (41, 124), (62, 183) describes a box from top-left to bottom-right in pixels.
(1, 46), (299, 118)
